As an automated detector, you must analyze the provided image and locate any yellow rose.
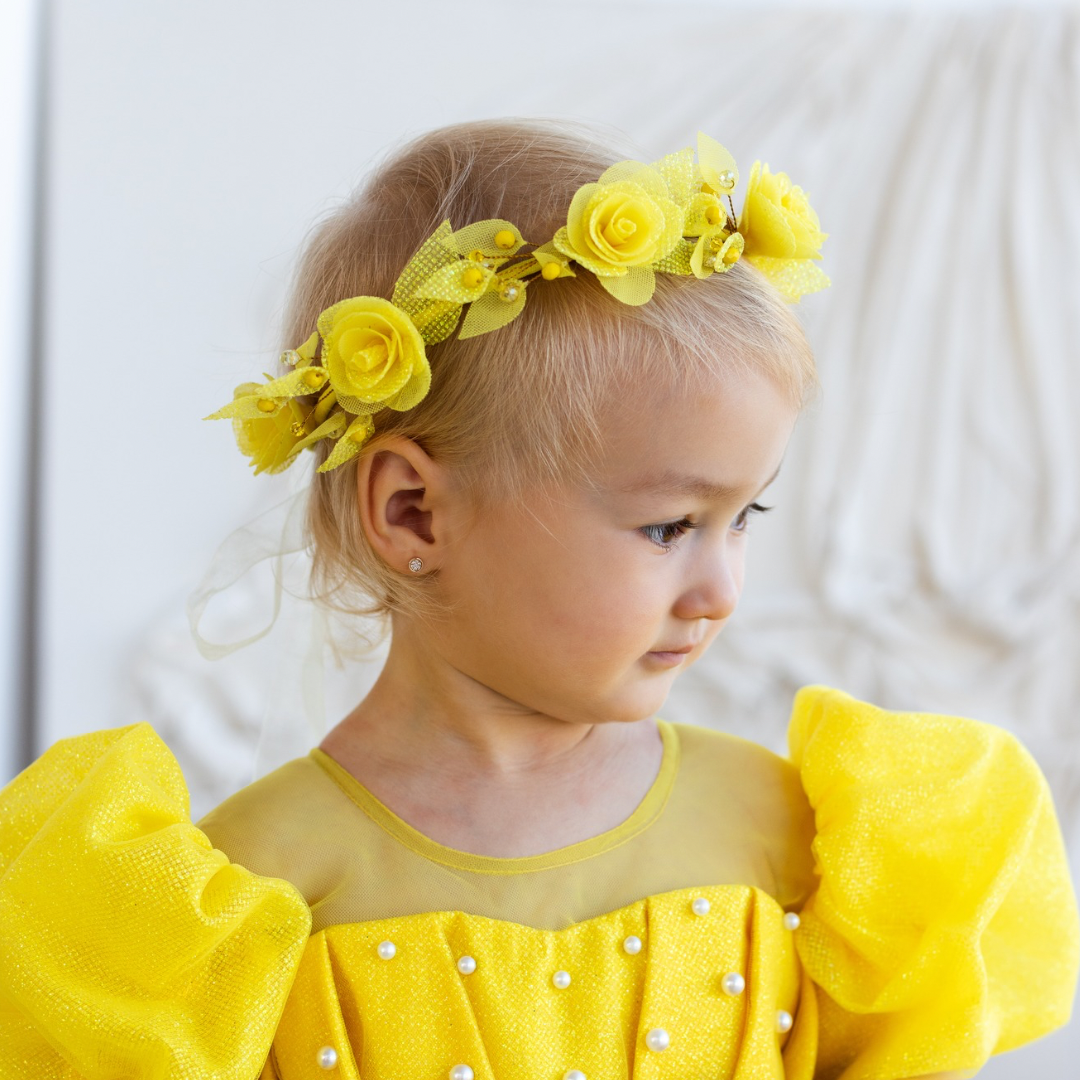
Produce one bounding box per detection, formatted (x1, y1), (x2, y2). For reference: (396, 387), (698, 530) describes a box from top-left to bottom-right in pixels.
(317, 296), (431, 414)
(557, 177), (681, 275)
(553, 165), (684, 305)
(232, 393), (305, 475)
(738, 161), (826, 260)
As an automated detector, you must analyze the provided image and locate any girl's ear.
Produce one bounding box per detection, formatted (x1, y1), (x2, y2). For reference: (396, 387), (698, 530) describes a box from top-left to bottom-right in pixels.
(356, 436), (452, 573)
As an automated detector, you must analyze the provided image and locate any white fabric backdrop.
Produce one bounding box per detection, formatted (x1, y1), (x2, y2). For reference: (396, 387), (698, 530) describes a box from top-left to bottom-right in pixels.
(30, 2), (1080, 1074)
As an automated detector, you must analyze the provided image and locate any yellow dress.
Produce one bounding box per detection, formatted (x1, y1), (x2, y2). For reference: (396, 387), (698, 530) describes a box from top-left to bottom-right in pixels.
(0, 685), (1076, 1080)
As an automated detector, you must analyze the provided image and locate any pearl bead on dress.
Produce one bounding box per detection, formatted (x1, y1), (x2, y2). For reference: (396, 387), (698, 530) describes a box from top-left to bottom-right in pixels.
(645, 1028), (670, 1052)
(552, 969), (572, 989)
(721, 972), (745, 996)
(457, 955), (476, 975)
(317, 1045), (338, 1069)
(776, 1010), (793, 1033)
(450, 1066), (474, 1080)
(377, 940), (396, 960)
(783, 912), (801, 931)
(691, 897), (711, 916)
(622, 935), (642, 954)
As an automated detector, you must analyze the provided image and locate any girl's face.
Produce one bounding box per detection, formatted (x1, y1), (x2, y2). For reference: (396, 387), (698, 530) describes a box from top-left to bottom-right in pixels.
(430, 369), (799, 727)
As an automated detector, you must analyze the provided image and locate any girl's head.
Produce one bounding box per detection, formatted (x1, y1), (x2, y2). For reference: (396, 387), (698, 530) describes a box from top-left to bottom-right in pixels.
(285, 118), (818, 724)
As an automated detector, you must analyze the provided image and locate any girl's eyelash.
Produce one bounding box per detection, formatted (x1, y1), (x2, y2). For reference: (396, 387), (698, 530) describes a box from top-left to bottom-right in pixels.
(640, 503), (773, 549)
(733, 501), (772, 532)
(640, 518), (703, 548)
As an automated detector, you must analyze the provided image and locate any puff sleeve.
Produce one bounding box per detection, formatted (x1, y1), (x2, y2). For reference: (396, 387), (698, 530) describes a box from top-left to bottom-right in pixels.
(786, 685), (1080, 1080)
(0, 723), (312, 1080)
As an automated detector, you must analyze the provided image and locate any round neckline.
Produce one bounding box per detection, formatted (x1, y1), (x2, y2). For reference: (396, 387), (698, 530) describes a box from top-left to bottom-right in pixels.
(309, 718), (680, 875)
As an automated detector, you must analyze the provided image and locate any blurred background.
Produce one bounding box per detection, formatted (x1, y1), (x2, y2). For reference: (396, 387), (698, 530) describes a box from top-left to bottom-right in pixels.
(1, 0), (1078, 1074)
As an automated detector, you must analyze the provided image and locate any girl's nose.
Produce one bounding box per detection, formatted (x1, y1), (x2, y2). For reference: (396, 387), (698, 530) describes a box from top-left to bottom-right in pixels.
(672, 553), (741, 623)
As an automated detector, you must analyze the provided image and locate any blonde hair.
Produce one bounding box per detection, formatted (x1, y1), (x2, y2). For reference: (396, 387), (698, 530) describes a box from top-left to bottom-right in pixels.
(281, 118), (820, 630)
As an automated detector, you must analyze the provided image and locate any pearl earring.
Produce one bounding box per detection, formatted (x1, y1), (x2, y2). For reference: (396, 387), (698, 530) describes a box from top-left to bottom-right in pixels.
(408, 557), (424, 573)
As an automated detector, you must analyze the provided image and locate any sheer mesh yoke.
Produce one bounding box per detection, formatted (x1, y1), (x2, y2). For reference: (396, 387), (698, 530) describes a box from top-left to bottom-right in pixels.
(198, 719), (819, 933)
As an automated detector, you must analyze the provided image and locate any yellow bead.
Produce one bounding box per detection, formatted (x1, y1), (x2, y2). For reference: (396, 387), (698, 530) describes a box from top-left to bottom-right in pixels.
(718, 169), (736, 190)
(302, 368), (325, 388)
(462, 266), (485, 289)
(541, 261), (562, 281)
(494, 229), (516, 250)
(723, 245), (741, 265)
(498, 283), (520, 303)
(291, 421), (307, 437)
(256, 398), (277, 413)
(705, 205), (721, 226)
(349, 425), (371, 444)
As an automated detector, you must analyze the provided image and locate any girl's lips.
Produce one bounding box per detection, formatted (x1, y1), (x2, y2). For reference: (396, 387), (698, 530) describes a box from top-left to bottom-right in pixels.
(645, 649), (691, 667)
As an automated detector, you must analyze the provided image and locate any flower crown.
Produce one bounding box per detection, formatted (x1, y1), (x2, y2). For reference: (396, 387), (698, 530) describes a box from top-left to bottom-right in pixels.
(205, 133), (829, 476)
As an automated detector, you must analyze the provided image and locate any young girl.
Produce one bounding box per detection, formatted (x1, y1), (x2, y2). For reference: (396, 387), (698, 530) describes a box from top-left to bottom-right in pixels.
(1, 119), (1077, 1080)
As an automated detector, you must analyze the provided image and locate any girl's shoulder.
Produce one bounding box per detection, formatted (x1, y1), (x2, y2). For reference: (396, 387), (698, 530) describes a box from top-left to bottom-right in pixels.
(776, 684), (1080, 1074)
(668, 682), (1076, 918)
(0, 721), (312, 1077)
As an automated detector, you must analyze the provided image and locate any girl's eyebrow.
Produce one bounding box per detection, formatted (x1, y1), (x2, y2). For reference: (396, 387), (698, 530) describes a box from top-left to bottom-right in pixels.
(620, 463), (782, 501)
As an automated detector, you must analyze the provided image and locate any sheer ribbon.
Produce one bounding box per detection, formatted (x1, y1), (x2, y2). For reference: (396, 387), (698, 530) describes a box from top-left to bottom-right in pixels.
(185, 479), (339, 779)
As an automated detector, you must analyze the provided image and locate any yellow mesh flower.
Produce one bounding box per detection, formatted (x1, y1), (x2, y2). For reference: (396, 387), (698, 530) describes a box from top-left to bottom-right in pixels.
(228, 388), (306, 475)
(553, 159), (684, 305)
(318, 297), (431, 416)
(739, 161), (830, 301)
(692, 229), (744, 279)
(682, 191), (743, 279)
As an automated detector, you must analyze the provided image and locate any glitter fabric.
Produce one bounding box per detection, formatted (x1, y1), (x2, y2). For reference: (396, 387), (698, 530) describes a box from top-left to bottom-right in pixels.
(267, 885), (802, 1080)
(0, 686), (1077, 1080)
(0, 723), (311, 1079)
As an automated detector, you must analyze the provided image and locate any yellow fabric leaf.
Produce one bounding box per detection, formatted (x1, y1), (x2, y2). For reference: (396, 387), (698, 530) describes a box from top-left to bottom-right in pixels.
(598, 265), (655, 305)
(651, 145), (696, 207)
(412, 260), (493, 304)
(443, 219), (526, 258)
(316, 414), (374, 473)
(458, 286), (527, 339)
(392, 220), (463, 346)
(697, 132), (739, 195)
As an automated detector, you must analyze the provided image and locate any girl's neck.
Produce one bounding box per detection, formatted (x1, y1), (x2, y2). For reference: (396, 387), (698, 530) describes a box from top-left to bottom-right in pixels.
(324, 625), (639, 780)
(317, 624), (665, 858)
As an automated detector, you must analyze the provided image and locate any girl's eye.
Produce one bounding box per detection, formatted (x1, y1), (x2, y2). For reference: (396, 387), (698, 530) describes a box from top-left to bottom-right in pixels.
(731, 502), (772, 533)
(640, 517), (701, 549)
(640, 503), (774, 549)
